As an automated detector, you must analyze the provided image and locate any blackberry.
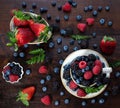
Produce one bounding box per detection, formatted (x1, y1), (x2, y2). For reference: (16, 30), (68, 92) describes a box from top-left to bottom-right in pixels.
(111, 85), (120, 96)
(52, 81), (60, 91)
(81, 80), (90, 86)
(63, 70), (70, 80)
(50, 23), (60, 33)
(65, 27), (73, 35)
(87, 61), (94, 69)
(80, 40), (89, 49)
(102, 77), (110, 84)
(88, 54), (96, 61)
(75, 70), (83, 77)
(63, 64), (71, 71)
(11, 65), (22, 76)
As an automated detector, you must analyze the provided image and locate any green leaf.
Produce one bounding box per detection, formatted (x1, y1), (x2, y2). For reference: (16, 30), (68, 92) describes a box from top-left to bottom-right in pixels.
(109, 61), (120, 68)
(21, 99), (29, 106)
(103, 35), (115, 42)
(29, 49), (44, 55)
(71, 35), (91, 40)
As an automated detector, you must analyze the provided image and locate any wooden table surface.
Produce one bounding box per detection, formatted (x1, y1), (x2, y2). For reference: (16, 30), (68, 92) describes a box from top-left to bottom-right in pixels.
(0, 0), (120, 108)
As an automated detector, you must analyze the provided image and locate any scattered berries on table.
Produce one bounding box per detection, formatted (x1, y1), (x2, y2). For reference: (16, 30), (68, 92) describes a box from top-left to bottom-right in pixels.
(77, 23), (86, 32)
(62, 2), (71, 12)
(39, 66), (48, 74)
(41, 95), (51, 106)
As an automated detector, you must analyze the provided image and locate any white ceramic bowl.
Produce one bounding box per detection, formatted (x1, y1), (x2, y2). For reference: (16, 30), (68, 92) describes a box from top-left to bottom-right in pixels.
(10, 12), (52, 44)
(2, 62), (24, 84)
(60, 49), (112, 99)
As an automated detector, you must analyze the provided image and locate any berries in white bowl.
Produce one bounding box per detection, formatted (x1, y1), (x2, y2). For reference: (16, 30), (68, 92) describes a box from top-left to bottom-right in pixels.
(2, 62), (24, 84)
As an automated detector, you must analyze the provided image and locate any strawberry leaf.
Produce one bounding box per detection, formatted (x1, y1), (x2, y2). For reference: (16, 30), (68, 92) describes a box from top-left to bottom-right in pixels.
(71, 35), (91, 40)
(103, 36), (115, 42)
(109, 61), (120, 68)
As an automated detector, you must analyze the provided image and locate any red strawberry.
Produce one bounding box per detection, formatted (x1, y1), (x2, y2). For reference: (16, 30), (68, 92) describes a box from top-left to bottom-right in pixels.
(77, 23), (87, 32)
(16, 28), (35, 46)
(39, 66), (48, 74)
(92, 65), (102, 75)
(77, 89), (86, 97)
(84, 71), (93, 80)
(9, 74), (19, 82)
(41, 95), (51, 106)
(13, 16), (29, 27)
(29, 22), (46, 37)
(100, 36), (117, 55)
(86, 18), (95, 26)
(17, 86), (35, 106)
(79, 61), (87, 69)
(94, 60), (102, 68)
(62, 2), (71, 12)
(69, 80), (78, 90)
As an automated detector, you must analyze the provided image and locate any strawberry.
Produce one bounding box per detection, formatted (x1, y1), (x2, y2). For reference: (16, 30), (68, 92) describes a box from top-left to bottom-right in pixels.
(92, 65), (102, 75)
(16, 86), (35, 106)
(77, 23), (87, 32)
(77, 89), (86, 97)
(100, 36), (117, 55)
(84, 71), (93, 80)
(16, 28), (35, 46)
(29, 22), (46, 37)
(9, 74), (19, 82)
(39, 66), (48, 74)
(79, 61), (87, 69)
(62, 2), (71, 12)
(41, 95), (51, 106)
(86, 18), (95, 26)
(69, 80), (78, 90)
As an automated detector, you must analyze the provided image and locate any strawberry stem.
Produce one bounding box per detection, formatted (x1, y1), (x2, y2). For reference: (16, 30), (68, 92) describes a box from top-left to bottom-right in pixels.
(103, 36), (115, 42)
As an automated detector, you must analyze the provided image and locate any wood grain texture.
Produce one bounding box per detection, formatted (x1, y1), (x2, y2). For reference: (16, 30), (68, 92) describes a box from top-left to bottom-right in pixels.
(0, 0), (120, 108)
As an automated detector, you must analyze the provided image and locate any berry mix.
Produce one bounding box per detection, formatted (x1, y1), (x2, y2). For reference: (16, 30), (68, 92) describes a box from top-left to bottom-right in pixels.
(63, 54), (110, 97)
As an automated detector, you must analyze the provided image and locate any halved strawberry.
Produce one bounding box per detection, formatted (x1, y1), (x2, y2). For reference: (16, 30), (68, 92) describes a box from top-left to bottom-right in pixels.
(9, 74), (19, 82)
(16, 86), (35, 106)
(29, 22), (46, 37)
(16, 28), (35, 46)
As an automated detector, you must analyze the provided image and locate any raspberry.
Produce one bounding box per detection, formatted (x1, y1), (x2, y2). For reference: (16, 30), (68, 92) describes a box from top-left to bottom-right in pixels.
(39, 66), (48, 74)
(79, 61), (87, 69)
(41, 95), (51, 106)
(77, 89), (86, 97)
(86, 18), (95, 26)
(92, 65), (102, 75)
(9, 74), (19, 82)
(94, 60), (102, 68)
(69, 80), (78, 90)
(77, 23), (87, 32)
(62, 2), (71, 12)
(84, 71), (93, 80)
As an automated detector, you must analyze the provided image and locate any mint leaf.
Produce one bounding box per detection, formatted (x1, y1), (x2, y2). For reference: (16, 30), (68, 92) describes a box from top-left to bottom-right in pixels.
(71, 35), (91, 40)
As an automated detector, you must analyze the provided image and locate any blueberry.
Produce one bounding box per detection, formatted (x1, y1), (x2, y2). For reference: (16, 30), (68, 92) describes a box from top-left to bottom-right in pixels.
(53, 67), (60, 74)
(81, 69), (85, 73)
(76, 15), (82, 21)
(63, 45), (69, 52)
(13, 52), (18, 58)
(57, 5), (62, 11)
(107, 21), (113, 27)
(4, 74), (9, 81)
(85, 66), (90, 71)
(55, 16), (60, 22)
(57, 37), (62, 44)
(68, 0), (73, 5)
(40, 7), (48, 13)
(22, 1), (27, 8)
(29, 9), (34, 13)
(59, 59), (64, 65)
(91, 99), (96, 104)
(24, 44), (29, 48)
(40, 78), (45, 84)
(98, 6), (102, 12)
(104, 91), (109, 97)
(78, 40), (82, 45)
(46, 74), (52, 81)
(99, 18), (105, 25)
(6, 70), (11, 75)
(57, 48), (62, 54)
(54, 100), (60, 106)
(9, 62), (14, 67)
(84, 6), (89, 12)
(19, 52), (25, 58)
(63, 71), (71, 80)
(115, 71), (120, 78)
(60, 29), (67, 36)
(93, 43), (98, 49)
(32, 3), (37, 9)
(88, 5), (93, 11)
(76, 79), (80, 84)
(72, 2), (77, 7)
(46, 14), (51, 20)
(52, 81), (60, 91)
(65, 27), (73, 35)
(25, 69), (31, 75)
(92, 10), (98, 16)
(59, 91), (65, 96)
(73, 46), (79, 51)
(69, 39), (75, 45)
(42, 86), (47, 92)
(98, 98), (105, 104)
(49, 42), (55, 48)
(64, 15), (69, 21)
(92, 32), (97, 38)
(51, 1), (56, 7)
(105, 6), (110, 11)
(81, 101), (87, 106)
(64, 98), (70, 104)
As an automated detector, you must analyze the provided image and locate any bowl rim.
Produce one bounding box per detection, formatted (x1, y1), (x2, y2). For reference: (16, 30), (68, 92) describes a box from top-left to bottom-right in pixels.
(2, 62), (24, 84)
(60, 49), (112, 99)
(9, 11), (52, 44)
